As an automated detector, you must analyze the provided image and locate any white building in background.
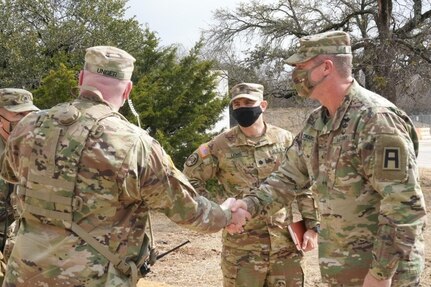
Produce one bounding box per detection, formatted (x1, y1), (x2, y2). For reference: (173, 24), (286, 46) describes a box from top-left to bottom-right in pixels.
(208, 70), (229, 134)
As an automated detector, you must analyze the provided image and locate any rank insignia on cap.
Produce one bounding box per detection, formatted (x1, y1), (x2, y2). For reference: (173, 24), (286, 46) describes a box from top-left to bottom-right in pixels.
(382, 147), (400, 170)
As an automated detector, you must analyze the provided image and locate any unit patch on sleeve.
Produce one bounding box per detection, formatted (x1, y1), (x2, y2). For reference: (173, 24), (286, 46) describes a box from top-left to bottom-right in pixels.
(198, 144), (210, 159)
(374, 134), (408, 182)
(383, 147), (401, 170)
(185, 153), (199, 167)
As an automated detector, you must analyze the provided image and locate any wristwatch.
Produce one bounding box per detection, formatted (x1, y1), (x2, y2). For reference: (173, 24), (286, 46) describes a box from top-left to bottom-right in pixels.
(311, 224), (321, 234)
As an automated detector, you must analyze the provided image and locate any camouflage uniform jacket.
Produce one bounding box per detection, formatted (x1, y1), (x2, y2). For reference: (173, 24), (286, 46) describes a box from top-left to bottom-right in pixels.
(0, 140), (9, 226)
(0, 91), (230, 287)
(0, 140), (11, 285)
(0, 140), (14, 247)
(184, 124), (318, 252)
(245, 80), (427, 283)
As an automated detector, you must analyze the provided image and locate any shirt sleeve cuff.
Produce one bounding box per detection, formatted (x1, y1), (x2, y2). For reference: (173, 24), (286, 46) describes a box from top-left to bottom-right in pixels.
(369, 259), (398, 280)
(242, 197), (259, 217)
(221, 205), (232, 225)
(304, 219), (320, 230)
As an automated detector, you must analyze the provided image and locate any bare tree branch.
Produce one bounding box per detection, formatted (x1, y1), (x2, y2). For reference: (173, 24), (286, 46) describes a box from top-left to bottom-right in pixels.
(204, 0), (431, 109)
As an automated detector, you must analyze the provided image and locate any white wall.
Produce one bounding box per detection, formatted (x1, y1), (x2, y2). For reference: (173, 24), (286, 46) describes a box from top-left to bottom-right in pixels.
(208, 70), (229, 134)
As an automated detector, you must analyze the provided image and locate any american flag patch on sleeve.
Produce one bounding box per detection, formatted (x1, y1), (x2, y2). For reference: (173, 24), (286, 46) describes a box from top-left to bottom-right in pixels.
(198, 144), (210, 159)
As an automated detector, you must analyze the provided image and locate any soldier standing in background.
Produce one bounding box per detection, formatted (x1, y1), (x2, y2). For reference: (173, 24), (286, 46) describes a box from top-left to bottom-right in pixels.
(183, 82), (320, 287)
(230, 31), (427, 287)
(0, 46), (250, 287)
(0, 88), (39, 284)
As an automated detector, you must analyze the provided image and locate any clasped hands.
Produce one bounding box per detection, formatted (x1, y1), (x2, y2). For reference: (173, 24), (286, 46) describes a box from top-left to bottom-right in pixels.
(220, 198), (318, 252)
(220, 198), (250, 234)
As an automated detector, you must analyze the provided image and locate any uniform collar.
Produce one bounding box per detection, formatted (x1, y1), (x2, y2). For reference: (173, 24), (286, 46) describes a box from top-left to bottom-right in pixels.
(231, 123), (276, 147)
(78, 85), (115, 110)
(310, 79), (358, 134)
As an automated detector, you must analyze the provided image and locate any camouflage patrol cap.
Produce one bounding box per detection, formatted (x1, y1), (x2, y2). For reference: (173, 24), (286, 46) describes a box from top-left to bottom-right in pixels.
(0, 88), (39, 112)
(84, 46), (136, 80)
(286, 31), (351, 65)
(230, 83), (264, 103)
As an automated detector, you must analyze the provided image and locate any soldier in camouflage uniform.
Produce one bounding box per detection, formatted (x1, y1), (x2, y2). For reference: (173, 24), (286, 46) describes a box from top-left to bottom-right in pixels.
(0, 46), (250, 287)
(183, 83), (320, 287)
(0, 89), (39, 284)
(230, 31), (427, 287)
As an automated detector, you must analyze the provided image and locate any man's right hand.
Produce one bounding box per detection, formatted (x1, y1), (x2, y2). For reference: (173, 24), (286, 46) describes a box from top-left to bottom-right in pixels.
(225, 199), (249, 234)
(230, 199), (248, 212)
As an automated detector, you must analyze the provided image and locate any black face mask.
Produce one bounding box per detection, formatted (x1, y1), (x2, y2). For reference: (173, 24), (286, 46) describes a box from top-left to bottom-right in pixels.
(232, 106), (262, 127)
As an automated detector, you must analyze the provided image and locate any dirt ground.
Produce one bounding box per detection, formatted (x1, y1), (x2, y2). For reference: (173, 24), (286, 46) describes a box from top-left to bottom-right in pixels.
(138, 168), (431, 287)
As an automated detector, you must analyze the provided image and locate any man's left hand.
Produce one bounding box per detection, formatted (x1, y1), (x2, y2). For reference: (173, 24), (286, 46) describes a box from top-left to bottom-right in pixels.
(301, 229), (318, 252)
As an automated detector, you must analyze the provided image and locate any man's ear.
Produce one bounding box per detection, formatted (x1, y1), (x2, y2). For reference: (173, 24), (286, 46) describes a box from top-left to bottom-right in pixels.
(123, 81), (133, 100)
(323, 59), (334, 74)
(260, 100), (268, 112)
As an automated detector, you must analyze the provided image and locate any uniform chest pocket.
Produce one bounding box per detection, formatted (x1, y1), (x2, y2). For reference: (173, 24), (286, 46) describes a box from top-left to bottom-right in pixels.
(221, 153), (258, 186)
(256, 156), (279, 179)
(326, 134), (358, 189)
(326, 145), (341, 188)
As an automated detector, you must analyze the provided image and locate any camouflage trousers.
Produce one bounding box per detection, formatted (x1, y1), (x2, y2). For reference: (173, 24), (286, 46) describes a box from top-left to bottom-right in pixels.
(221, 245), (305, 287)
(319, 239), (424, 287)
(322, 269), (422, 287)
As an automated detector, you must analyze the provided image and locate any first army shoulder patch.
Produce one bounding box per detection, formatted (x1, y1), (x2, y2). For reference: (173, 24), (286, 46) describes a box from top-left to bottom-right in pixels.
(382, 147), (401, 170)
(374, 134), (408, 182)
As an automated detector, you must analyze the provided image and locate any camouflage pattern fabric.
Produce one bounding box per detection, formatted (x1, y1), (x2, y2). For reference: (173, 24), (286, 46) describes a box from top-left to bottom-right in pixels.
(0, 90), (230, 287)
(230, 83), (264, 103)
(285, 31), (351, 65)
(0, 88), (38, 113)
(84, 46), (135, 80)
(0, 88), (39, 285)
(244, 80), (427, 286)
(2, 220), (18, 263)
(0, 140), (11, 286)
(221, 245), (305, 287)
(0, 140), (9, 231)
(0, 251), (5, 285)
(184, 124), (318, 287)
(0, 139), (19, 267)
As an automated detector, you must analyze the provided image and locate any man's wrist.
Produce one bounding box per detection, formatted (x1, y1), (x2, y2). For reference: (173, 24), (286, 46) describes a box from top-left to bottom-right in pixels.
(242, 197), (258, 217)
(309, 224), (320, 234)
(221, 205), (232, 225)
(310, 224), (321, 234)
(369, 260), (397, 280)
(304, 219), (320, 230)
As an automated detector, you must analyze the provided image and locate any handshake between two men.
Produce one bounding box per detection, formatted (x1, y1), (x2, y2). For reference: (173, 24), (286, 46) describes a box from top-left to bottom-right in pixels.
(220, 198), (318, 252)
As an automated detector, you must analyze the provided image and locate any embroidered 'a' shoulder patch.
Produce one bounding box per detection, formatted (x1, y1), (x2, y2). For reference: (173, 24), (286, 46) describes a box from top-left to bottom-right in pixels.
(382, 147), (401, 170)
(374, 134), (408, 182)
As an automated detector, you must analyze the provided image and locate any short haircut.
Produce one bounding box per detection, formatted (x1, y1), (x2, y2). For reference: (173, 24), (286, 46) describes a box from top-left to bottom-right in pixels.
(315, 54), (352, 78)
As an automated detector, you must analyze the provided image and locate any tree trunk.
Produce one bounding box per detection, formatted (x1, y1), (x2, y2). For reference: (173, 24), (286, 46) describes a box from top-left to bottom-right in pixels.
(375, 0), (397, 103)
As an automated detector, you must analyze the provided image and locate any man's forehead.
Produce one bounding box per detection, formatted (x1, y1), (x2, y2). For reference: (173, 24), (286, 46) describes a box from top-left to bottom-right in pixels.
(232, 98), (258, 104)
(294, 57), (318, 68)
